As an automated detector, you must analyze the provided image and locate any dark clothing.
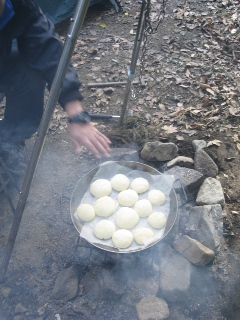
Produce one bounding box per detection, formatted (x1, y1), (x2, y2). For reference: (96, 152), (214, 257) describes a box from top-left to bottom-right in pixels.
(0, 0), (83, 143)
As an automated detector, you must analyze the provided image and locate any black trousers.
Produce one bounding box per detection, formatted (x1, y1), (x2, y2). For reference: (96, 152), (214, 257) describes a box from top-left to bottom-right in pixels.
(0, 49), (46, 143)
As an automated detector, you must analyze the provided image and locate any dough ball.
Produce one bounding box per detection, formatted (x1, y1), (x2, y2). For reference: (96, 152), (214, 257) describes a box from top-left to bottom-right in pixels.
(90, 179), (112, 198)
(94, 220), (116, 240)
(148, 189), (166, 205)
(76, 204), (95, 222)
(148, 212), (167, 229)
(134, 199), (152, 217)
(133, 228), (155, 245)
(94, 196), (116, 217)
(117, 189), (139, 207)
(115, 207), (139, 229)
(110, 174), (130, 192)
(112, 229), (133, 249)
(131, 177), (150, 194)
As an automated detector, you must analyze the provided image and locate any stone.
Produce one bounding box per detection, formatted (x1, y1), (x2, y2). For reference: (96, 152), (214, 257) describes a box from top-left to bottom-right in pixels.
(14, 303), (28, 314)
(136, 296), (170, 320)
(110, 148), (139, 161)
(192, 140), (207, 150)
(159, 247), (192, 302)
(52, 264), (79, 301)
(194, 149), (218, 177)
(196, 177), (225, 206)
(164, 166), (204, 190)
(121, 269), (159, 306)
(174, 235), (215, 265)
(141, 142), (178, 161)
(166, 156), (194, 169)
(186, 205), (223, 251)
(1, 287), (11, 298)
(81, 265), (127, 301)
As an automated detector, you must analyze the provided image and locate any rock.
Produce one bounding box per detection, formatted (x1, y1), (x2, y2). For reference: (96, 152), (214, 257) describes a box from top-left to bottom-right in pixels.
(141, 142), (178, 161)
(14, 303), (28, 314)
(136, 296), (170, 320)
(186, 205), (223, 251)
(164, 166), (204, 190)
(110, 148), (139, 161)
(192, 140), (207, 150)
(196, 177), (225, 206)
(159, 247), (192, 302)
(52, 264), (79, 301)
(121, 269), (159, 306)
(166, 156), (194, 169)
(194, 149), (218, 177)
(72, 296), (97, 317)
(81, 265), (127, 301)
(1, 287), (11, 298)
(174, 235), (215, 265)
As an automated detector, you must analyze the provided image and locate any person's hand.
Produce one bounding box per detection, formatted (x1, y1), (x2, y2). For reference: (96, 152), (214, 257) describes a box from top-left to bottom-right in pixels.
(68, 122), (111, 158)
(64, 100), (111, 158)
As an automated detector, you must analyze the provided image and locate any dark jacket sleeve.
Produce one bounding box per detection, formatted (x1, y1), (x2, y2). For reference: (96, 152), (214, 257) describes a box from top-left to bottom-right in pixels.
(16, 4), (83, 107)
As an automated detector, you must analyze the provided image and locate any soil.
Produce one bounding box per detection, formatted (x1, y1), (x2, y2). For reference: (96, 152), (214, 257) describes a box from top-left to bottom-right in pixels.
(0, 0), (240, 319)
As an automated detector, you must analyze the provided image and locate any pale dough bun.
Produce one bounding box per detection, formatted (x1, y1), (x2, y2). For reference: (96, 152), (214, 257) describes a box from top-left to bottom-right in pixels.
(76, 204), (95, 222)
(148, 189), (166, 205)
(94, 220), (116, 240)
(131, 177), (150, 194)
(117, 189), (139, 207)
(112, 229), (133, 249)
(133, 228), (155, 245)
(148, 212), (167, 229)
(115, 207), (140, 229)
(110, 174), (130, 192)
(134, 199), (152, 217)
(94, 196), (116, 217)
(90, 179), (112, 198)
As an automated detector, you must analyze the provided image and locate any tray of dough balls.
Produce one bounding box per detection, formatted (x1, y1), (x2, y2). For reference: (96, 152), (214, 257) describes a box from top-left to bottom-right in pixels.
(70, 161), (178, 253)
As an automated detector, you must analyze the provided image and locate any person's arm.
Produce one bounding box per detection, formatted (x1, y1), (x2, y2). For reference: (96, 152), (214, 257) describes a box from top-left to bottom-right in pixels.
(16, 3), (111, 157)
(65, 100), (111, 158)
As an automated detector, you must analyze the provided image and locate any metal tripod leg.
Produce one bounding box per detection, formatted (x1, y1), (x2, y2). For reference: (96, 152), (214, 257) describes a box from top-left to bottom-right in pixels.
(0, 0), (90, 281)
(119, 0), (149, 125)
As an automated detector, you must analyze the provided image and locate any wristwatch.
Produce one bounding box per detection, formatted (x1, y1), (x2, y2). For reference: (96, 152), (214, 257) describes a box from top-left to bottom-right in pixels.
(68, 111), (91, 124)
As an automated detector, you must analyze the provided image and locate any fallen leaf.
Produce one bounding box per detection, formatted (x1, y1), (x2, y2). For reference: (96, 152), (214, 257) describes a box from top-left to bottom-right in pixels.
(162, 125), (178, 134)
(206, 88), (215, 96)
(237, 143), (240, 152)
(207, 140), (222, 147)
(99, 22), (106, 28)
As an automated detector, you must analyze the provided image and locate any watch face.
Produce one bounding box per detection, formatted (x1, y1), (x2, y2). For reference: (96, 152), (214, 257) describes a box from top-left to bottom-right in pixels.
(69, 111), (91, 124)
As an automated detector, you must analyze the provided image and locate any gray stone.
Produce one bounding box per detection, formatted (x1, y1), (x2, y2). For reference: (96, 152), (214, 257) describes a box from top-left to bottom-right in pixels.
(194, 149), (218, 177)
(164, 166), (204, 190)
(192, 140), (207, 150)
(110, 148), (139, 161)
(81, 265), (127, 301)
(52, 264), (79, 301)
(187, 205), (223, 251)
(121, 269), (159, 306)
(141, 142), (178, 161)
(159, 249), (192, 302)
(196, 177), (225, 206)
(14, 303), (28, 314)
(1, 287), (11, 298)
(136, 296), (170, 320)
(174, 235), (215, 265)
(166, 156), (194, 169)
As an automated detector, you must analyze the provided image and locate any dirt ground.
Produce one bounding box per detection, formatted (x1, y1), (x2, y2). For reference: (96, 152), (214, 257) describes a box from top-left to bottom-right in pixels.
(0, 0), (240, 319)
